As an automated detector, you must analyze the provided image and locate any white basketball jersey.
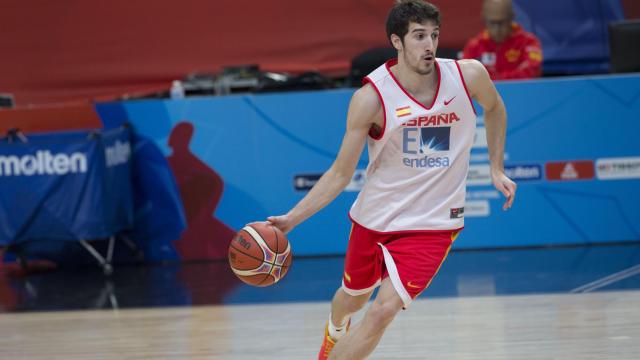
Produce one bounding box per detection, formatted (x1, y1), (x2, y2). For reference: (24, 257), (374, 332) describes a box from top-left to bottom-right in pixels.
(349, 58), (477, 232)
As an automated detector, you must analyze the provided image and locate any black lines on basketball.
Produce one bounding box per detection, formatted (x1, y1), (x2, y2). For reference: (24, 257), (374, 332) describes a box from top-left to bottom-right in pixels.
(273, 226), (280, 254)
(256, 272), (271, 287)
(261, 225), (281, 286)
(229, 244), (262, 263)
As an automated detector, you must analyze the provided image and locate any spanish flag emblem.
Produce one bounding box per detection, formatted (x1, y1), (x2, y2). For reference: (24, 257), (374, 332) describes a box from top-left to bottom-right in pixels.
(396, 106), (411, 117)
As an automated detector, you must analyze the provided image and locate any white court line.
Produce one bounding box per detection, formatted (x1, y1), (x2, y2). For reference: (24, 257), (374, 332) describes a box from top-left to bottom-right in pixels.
(570, 264), (640, 293)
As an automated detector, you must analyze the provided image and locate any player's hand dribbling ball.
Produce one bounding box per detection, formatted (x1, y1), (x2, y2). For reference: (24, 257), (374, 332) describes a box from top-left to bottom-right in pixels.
(228, 222), (292, 287)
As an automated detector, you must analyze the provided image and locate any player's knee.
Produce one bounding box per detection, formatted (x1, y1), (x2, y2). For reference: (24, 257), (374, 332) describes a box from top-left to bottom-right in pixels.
(346, 296), (368, 313)
(366, 301), (399, 329)
(337, 291), (369, 313)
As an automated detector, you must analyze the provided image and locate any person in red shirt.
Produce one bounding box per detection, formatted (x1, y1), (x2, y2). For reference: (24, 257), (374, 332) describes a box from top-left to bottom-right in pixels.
(462, 0), (542, 80)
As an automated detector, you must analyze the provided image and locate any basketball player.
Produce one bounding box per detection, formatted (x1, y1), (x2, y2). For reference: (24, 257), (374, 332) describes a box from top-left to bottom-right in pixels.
(268, 1), (516, 359)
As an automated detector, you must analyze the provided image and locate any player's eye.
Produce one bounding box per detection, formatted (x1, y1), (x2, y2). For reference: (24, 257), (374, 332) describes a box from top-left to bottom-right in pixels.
(432, 33), (439, 40)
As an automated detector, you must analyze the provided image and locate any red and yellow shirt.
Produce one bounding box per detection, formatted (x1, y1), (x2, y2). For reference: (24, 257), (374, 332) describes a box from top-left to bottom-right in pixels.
(462, 23), (543, 80)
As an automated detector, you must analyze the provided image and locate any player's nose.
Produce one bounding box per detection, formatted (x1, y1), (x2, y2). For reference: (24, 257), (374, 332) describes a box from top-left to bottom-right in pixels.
(424, 38), (434, 52)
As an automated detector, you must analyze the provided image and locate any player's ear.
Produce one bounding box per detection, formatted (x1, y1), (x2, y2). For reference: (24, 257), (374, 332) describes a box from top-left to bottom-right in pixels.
(390, 34), (403, 52)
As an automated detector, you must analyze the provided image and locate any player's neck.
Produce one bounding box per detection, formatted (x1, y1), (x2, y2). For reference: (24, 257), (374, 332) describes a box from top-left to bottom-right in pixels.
(392, 58), (438, 96)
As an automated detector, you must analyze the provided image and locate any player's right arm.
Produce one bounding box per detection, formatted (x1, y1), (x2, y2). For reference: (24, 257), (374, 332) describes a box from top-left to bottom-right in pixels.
(267, 84), (382, 234)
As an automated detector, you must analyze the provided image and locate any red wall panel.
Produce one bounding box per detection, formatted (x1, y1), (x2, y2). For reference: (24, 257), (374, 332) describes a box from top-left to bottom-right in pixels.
(1, 0), (482, 107)
(621, 0), (640, 18)
(0, 105), (102, 134)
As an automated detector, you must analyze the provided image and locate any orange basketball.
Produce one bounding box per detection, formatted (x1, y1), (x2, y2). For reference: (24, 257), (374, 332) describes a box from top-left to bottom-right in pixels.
(228, 222), (292, 287)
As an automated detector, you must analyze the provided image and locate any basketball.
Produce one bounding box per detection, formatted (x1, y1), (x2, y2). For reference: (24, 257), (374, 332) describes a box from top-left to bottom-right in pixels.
(228, 222), (292, 287)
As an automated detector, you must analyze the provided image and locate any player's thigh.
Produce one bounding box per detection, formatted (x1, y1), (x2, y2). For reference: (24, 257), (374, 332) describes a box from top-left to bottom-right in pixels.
(364, 278), (404, 327)
(343, 223), (385, 292)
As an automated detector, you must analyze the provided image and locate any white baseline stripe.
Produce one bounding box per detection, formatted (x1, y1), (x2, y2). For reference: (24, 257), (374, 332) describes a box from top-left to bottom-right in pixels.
(570, 264), (640, 293)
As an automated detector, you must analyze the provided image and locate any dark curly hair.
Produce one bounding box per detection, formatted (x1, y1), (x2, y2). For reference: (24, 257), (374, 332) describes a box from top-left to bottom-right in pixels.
(386, 0), (441, 44)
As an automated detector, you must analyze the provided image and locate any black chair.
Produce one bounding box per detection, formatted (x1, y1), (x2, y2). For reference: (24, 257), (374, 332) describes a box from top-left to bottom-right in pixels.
(609, 19), (640, 73)
(349, 47), (397, 87)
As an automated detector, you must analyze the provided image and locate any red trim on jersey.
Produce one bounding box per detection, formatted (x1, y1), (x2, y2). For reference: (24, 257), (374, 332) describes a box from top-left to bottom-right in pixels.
(348, 212), (463, 235)
(363, 76), (386, 141)
(385, 58), (441, 111)
(455, 60), (478, 115)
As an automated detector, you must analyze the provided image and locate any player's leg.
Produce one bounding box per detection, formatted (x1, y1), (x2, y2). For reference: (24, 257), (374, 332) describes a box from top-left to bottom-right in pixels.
(326, 228), (459, 359)
(328, 277), (404, 360)
(319, 287), (375, 360)
(319, 222), (383, 360)
(330, 221), (382, 337)
(330, 287), (372, 334)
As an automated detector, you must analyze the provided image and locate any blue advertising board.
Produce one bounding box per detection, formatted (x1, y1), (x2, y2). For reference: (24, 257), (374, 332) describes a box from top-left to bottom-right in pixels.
(0, 127), (133, 245)
(97, 73), (640, 256)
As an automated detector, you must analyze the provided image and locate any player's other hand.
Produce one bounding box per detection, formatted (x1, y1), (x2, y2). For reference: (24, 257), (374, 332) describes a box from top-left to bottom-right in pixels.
(491, 170), (517, 210)
(267, 214), (295, 234)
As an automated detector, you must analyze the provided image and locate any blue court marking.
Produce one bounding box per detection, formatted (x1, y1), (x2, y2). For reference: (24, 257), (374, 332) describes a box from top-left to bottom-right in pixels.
(570, 264), (640, 293)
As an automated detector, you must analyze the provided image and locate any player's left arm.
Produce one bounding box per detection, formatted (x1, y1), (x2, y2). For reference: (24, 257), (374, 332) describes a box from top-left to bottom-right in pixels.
(459, 59), (516, 210)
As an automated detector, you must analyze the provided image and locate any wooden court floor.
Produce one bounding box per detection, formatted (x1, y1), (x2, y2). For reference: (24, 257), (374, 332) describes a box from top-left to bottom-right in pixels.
(1, 290), (638, 359)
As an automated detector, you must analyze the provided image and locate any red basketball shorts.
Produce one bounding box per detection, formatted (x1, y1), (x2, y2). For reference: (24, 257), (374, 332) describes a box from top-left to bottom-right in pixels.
(342, 220), (461, 308)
